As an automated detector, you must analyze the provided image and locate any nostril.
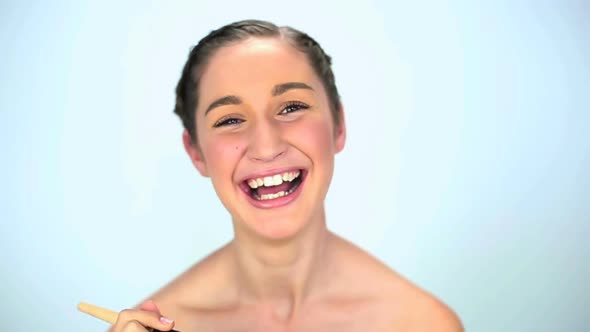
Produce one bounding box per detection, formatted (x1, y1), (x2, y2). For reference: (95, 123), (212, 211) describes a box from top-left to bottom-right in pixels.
(249, 150), (285, 162)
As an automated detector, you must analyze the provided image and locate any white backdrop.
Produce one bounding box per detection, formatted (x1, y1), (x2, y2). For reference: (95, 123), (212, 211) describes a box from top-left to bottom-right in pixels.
(1, 1), (588, 331)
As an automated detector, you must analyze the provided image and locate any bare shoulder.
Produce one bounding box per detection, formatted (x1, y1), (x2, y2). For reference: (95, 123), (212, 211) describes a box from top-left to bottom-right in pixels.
(400, 286), (464, 332)
(329, 234), (463, 332)
(140, 243), (236, 316)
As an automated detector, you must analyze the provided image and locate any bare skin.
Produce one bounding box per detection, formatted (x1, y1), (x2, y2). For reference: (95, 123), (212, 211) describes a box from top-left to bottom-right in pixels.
(109, 36), (463, 332)
(143, 231), (462, 332)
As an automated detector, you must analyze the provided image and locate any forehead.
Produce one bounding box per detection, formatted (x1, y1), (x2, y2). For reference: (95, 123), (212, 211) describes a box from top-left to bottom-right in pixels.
(197, 38), (322, 107)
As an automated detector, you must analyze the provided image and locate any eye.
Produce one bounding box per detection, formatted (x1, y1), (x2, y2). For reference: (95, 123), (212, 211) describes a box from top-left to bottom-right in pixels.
(279, 101), (310, 115)
(213, 117), (244, 128)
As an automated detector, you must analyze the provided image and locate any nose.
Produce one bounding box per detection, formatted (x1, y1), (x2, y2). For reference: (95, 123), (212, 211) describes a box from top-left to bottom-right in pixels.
(247, 118), (286, 162)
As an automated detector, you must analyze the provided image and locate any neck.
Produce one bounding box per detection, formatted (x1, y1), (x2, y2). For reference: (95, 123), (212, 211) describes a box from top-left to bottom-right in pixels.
(229, 210), (332, 322)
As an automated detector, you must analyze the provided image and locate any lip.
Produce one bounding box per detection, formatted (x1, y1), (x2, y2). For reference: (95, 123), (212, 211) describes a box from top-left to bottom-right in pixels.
(238, 169), (308, 209)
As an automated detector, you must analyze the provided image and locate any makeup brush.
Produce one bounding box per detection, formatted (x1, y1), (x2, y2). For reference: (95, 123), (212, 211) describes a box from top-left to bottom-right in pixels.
(78, 302), (181, 332)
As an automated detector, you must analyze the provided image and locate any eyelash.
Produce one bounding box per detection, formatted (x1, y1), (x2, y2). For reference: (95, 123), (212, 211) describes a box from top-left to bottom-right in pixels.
(213, 117), (243, 127)
(279, 101), (310, 115)
(213, 101), (310, 127)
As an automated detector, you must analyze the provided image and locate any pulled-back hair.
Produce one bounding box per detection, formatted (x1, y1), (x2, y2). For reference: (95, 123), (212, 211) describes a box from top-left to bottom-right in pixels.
(174, 19), (341, 141)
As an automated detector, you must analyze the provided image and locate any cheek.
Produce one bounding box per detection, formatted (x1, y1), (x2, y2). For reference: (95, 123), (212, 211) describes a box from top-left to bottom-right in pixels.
(202, 137), (246, 179)
(291, 117), (336, 157)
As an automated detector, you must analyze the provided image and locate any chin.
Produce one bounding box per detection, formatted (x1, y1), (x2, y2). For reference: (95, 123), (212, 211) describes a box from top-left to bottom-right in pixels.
(237, 211), (312, 242)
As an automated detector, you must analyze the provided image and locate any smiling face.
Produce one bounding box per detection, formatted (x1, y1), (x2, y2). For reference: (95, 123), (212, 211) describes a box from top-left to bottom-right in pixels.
(183, 37), (346, 241)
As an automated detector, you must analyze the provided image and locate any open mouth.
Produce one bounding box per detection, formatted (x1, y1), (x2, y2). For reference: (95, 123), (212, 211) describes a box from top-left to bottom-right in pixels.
(240, 169), (306, 201)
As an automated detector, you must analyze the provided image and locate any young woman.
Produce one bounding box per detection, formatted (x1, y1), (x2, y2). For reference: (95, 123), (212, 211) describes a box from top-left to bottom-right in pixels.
(109, 20), (463, 332)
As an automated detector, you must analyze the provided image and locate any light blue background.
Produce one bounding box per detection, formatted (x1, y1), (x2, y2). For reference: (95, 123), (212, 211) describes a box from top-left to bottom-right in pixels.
(1, 1), (588, 331)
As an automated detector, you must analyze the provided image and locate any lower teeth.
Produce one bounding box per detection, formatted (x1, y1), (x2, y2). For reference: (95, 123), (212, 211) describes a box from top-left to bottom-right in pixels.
(259, 191), (286, 200)
(255, 184), (298, 201)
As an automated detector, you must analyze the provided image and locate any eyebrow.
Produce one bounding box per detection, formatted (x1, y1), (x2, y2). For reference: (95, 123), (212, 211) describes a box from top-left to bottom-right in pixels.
(205, 95), (242, 115)
(271, 82), (314, 96)
(204, 82), (314, 116)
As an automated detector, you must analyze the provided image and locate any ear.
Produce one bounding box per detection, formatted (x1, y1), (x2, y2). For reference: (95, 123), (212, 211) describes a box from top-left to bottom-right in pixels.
(182, 130), (209, 177)
(334, 104), (346, 154)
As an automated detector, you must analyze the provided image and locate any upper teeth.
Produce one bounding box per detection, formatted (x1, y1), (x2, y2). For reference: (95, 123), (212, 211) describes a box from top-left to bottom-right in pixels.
(247, 170), (300, 189)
